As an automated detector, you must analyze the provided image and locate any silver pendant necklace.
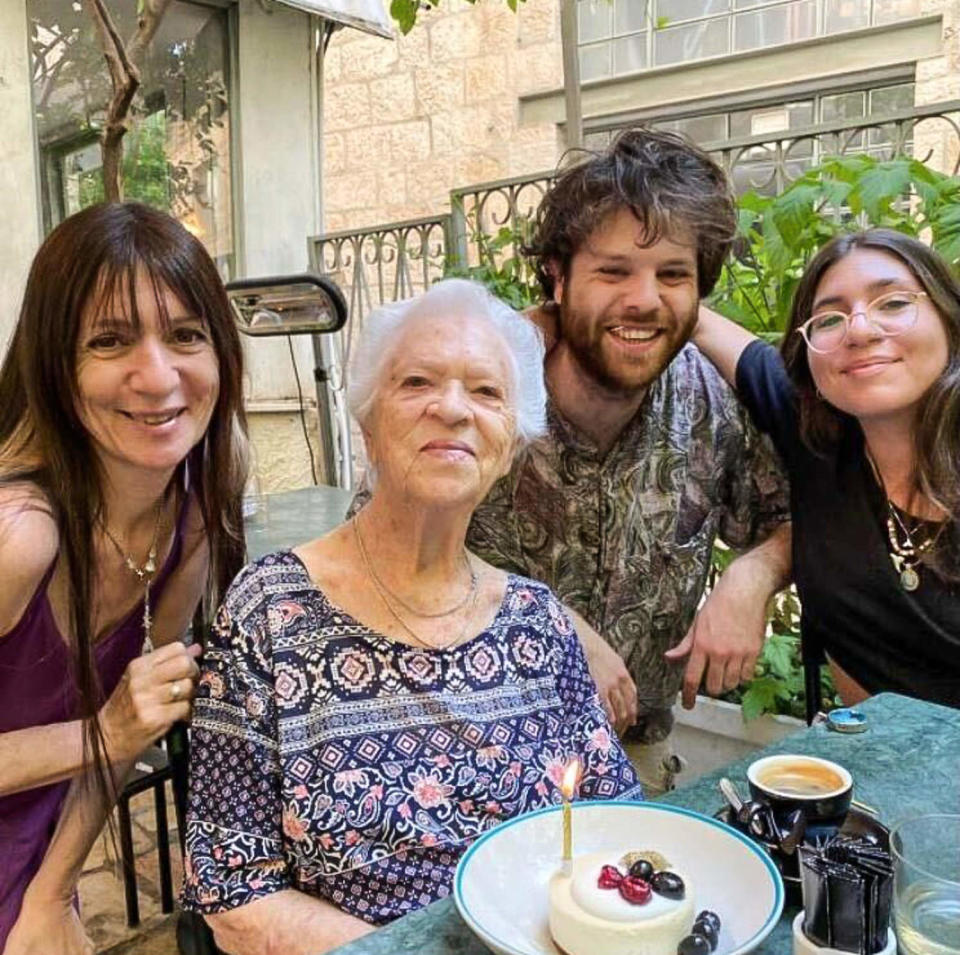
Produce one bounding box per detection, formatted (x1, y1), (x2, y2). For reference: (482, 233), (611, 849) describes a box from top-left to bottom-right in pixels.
(865, 448), (937, 592)
(885, 503), (940, 592)
(101, 500), (164, 652)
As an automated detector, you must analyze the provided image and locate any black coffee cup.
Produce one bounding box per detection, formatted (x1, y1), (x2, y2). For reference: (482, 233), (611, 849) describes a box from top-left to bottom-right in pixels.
(746, 754), (853, 832)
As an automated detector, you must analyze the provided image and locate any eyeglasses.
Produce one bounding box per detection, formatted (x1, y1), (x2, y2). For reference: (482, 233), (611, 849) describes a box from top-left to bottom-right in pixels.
(797, 290), (928, 354)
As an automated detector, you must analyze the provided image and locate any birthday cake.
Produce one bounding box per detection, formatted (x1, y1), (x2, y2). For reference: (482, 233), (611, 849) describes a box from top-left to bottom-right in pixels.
(549, 850), (720, 955)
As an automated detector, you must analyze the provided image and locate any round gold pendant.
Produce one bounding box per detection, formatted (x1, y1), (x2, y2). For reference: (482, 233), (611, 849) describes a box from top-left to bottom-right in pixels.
(900, 566), (920, 591)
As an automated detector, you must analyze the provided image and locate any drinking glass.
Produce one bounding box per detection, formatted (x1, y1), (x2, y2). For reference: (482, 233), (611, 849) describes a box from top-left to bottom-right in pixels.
(892, 813), (960, 955)
(243, 471), (270, 529)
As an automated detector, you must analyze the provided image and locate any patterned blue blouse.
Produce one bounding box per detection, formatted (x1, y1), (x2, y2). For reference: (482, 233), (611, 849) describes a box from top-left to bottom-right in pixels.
(181, 551), (642, 924)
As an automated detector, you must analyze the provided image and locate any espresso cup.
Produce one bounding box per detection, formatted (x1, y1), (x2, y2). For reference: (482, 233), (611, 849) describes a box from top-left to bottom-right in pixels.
(747, 754), (853, 831)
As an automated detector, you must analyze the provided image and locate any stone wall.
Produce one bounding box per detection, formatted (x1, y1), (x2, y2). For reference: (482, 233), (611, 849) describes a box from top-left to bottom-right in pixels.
(322, 1), (960, 244)
(248, 407), (325, 493)
(322, 0), (563, 234)
(917, 0), (958, 104)
(915, 0), (960, 174)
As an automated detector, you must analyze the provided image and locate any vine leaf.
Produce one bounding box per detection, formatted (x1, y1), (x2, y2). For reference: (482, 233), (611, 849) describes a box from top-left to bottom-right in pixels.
(741, 679), (783, 722)
(390, 0), (418, 35)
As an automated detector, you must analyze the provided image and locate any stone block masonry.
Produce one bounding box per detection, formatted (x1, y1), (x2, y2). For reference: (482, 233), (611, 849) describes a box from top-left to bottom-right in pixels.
(322, 0), (561, 231)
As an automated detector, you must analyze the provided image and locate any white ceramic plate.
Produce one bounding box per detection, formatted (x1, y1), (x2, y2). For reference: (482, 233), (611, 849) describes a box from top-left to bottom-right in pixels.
(454, 800), (784, 955)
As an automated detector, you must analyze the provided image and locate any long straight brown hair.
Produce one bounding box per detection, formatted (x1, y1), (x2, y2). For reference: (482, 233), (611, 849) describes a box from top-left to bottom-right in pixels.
(0, 202), (248, 801)
(781, 229), (960, 582)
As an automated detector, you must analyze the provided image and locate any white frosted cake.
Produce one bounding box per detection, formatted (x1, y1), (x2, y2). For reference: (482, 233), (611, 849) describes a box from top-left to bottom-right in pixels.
(549, 851), (695, 955)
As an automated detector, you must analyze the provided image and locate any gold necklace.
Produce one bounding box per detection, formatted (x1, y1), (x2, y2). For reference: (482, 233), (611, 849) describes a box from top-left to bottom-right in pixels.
(352, 517), (478, 651)
(864, 448), (940, 592)
(100, 500), (165, 652)
(885, 502), (941, 592)
(355, 513), (477, 618)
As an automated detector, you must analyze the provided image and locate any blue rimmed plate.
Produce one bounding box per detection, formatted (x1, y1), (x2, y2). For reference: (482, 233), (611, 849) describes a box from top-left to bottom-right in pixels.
(454, 800), (784, 955)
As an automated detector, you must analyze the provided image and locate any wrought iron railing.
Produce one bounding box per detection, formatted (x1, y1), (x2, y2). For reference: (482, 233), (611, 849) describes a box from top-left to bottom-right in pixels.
(310, 214), (453, 367)
(707, 100), (960, 196)
(307, 100), (960, 485)
(311, 101), (960, 329)
(307, 214), (454, 485)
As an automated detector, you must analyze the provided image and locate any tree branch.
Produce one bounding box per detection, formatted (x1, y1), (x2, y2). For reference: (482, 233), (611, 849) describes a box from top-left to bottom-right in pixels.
(81, 0), (173, 201)
(127, 0), (174, 65)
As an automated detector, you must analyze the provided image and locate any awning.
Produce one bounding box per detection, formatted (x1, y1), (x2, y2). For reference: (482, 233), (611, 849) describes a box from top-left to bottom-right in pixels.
(271, 0), (394, 39)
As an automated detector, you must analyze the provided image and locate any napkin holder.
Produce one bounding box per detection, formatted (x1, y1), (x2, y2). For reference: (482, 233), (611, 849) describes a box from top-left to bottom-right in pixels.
(795, 835), (894, 955)
(792, 913), (895, 955)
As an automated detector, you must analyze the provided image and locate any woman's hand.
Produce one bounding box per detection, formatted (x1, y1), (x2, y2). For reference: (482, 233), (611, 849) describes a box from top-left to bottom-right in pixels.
(100, 641), (202, 763)
(4, 893), (94, 955)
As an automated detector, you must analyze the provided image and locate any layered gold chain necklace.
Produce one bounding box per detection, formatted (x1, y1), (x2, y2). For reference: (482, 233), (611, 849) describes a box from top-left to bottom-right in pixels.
(100, 499), (165, 652)
(352, 515), (478, 651)
(865, 449), (943, 592)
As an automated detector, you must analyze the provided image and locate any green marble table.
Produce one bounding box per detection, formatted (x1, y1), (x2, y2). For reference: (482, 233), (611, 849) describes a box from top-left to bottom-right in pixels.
(245, 484), (354, 559)
(243, 491), (960, 955)
(328, 693), (960, 955)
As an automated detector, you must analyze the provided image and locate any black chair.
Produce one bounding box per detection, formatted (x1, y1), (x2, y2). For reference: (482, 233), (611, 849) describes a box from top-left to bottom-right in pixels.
(116, 744), (175, 927)
(802, 635), (825, 725)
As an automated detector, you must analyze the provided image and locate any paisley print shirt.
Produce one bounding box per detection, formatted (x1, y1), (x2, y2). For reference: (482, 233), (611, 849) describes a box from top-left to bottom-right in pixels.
(181, 551), (642, 924)
(467, 344), (790, 743)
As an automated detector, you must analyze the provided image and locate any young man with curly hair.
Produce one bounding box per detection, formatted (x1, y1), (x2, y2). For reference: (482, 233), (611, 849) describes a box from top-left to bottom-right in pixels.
(465, 128), (792, 793)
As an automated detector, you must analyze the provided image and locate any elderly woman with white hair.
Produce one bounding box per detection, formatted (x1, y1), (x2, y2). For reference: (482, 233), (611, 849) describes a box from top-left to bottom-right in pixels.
(181, 279), (642, 955)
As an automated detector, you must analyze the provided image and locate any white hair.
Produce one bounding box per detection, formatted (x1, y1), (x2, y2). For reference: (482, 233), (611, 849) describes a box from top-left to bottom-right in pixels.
(347, 278), (547, 446)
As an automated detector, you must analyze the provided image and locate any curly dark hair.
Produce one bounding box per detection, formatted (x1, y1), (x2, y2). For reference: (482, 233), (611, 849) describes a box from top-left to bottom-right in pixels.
(525, 127), (737, 301)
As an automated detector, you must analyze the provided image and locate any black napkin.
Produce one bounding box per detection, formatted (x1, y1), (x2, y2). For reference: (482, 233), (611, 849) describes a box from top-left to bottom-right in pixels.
(799, 835), (893, 954)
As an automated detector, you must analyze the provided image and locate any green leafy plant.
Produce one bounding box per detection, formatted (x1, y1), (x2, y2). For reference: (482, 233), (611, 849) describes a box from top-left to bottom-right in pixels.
(390, 0), (526, 35)
(78, 111), (172, 210)
(443, 215), (540, 310)
(726, 632), (842, 722)
(709, 155), (960, 336)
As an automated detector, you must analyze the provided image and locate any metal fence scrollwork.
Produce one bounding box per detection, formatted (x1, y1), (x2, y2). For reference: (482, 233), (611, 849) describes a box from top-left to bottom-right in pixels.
(307, 100), (960, 487)
(714, 101), (960, 197)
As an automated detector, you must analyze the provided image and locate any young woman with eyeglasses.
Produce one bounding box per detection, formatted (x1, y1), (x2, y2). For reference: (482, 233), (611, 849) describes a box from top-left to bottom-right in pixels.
(692, 229), (959, 710)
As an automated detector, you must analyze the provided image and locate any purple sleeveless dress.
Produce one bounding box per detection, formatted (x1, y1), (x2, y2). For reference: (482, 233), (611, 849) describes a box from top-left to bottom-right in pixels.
(0, 500), (189, 949)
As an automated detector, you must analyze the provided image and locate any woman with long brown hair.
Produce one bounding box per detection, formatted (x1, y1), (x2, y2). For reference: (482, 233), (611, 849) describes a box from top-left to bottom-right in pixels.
(693, 229), (959, 709)
(0, 202), (247, 954)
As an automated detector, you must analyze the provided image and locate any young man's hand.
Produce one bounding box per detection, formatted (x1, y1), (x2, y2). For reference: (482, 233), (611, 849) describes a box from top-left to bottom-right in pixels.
(665, 564), (768, 708)
(665, 524), (792, 708)
(587, 637), (640, 734)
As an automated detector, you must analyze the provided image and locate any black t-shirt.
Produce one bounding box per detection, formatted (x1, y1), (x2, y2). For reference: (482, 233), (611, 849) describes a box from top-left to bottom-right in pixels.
(736, 340), (960, 708)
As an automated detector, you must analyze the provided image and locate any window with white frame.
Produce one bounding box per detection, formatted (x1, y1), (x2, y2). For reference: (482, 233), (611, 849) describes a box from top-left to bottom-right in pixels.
(584, 80), (916, 194)
(578, 0), (924, 83)
(28, 0), (234, 277)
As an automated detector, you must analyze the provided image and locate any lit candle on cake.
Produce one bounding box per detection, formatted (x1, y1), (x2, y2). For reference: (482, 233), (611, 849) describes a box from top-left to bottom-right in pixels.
(560, 758), (581, 873)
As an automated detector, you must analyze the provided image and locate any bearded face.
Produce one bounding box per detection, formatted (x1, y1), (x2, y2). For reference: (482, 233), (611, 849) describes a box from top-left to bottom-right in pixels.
(553, 209), (700, 396)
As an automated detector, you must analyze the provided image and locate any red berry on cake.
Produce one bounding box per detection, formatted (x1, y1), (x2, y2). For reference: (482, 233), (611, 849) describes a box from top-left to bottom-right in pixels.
(597, 865), (624, 889)
(618, 875), (652, 905)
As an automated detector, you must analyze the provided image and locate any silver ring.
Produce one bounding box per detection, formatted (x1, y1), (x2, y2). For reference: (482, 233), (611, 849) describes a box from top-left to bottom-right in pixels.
(170, 681), (182, 701)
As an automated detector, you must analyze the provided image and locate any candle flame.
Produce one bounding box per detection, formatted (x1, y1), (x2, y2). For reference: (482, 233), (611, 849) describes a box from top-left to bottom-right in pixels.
(560, 758), (581, 799)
